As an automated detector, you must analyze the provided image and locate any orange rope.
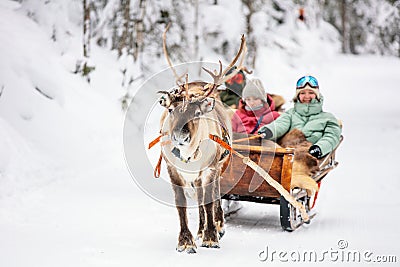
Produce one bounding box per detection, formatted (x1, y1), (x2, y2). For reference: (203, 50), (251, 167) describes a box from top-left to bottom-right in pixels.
(209, 134), (232, 151)
(148, 134), (162, 149)
(148, 134), (166, 178)
(209, 134), (243, 159)
(154, 154), (162, 178)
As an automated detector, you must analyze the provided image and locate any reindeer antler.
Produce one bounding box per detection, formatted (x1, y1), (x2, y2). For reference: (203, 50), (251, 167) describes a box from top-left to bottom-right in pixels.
(163, 23), (185, 85)
(202, 34), (248, 97)
(178, 74), (190, 112)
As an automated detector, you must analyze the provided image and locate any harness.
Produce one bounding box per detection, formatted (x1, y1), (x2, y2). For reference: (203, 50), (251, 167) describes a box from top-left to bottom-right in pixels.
(170, 147), (193, 163)
(218, 126), (231, 161)
(148, 126), (231, 178)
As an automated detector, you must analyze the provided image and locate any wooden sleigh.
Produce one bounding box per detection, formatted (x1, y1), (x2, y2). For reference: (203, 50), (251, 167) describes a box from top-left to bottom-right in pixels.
(220, 132), (343, 231)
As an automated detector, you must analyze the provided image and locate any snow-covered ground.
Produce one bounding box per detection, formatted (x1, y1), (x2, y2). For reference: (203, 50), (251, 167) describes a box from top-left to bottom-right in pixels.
(1, 1), (400, 266)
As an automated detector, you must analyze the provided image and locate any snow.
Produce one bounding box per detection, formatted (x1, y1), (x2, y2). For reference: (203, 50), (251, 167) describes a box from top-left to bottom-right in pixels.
(1, 1), (400, 267)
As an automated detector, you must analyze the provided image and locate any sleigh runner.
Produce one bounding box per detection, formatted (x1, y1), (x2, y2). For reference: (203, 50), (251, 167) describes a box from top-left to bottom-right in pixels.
(219, 132), (343, 231)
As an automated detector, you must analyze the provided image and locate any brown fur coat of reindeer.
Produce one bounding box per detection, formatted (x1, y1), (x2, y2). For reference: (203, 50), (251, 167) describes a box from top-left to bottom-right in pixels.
(157, 25), (249, 253)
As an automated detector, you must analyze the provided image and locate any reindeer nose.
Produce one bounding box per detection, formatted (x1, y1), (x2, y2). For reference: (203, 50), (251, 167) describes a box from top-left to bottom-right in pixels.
(183, 135), (191, 143)
(172, 131), (191, 146)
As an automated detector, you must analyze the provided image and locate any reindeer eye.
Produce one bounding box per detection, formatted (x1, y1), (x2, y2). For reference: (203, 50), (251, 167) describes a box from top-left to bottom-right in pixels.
(194, 110), (202, 117)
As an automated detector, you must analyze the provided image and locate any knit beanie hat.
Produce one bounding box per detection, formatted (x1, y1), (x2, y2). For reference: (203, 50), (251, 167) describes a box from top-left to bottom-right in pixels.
(242, 78), (267, 102)
(224, 66), (246, 95)
(293, 75), (320, 101)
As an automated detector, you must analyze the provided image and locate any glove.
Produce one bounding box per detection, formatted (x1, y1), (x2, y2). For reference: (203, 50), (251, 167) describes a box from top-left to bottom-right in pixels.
(309, 145), (322, 159)
(258, 126), (273, 139)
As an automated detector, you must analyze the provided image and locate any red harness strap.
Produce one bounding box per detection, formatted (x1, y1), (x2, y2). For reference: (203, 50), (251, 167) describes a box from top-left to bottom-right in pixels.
(150, 134), (232, 179)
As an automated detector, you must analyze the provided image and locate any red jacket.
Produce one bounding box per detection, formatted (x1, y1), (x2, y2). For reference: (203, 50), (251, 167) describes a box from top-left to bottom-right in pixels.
(232, 94), (280, 134)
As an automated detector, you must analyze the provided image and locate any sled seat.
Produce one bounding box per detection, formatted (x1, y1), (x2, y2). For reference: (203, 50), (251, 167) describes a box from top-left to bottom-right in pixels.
(221, 133), (294, 202)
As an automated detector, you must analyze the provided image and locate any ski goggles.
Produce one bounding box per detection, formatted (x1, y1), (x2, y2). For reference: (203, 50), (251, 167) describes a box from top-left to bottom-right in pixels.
(296, 76), (319, 89)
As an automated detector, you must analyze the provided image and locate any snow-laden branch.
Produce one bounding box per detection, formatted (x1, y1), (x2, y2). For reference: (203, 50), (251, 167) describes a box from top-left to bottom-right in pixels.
(92, 0), (120, 38)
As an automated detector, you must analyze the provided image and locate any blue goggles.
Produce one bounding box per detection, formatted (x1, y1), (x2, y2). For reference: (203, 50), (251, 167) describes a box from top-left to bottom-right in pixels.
(296, 76), (319, 89)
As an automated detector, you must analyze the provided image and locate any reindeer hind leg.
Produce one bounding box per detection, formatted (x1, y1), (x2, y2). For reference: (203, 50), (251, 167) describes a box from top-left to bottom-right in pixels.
(213, 178), (225, 239)
(201, 172), (220, 248)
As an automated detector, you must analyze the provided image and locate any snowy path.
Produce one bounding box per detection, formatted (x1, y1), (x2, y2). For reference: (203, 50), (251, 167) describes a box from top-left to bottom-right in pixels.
(1, 55), (400, 267)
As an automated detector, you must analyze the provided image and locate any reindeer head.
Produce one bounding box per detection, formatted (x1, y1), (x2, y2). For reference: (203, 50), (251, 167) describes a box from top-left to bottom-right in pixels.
(158, 24), (249, 161)
(159, 91), (215, 147)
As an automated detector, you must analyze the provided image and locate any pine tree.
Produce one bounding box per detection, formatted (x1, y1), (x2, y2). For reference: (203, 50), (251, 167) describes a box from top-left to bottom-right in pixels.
(80, 0), (95, 82)
(241, 0), (258, 69)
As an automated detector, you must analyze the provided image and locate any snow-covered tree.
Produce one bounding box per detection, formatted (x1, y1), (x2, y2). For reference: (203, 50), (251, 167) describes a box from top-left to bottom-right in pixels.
(15, 0), (400, 98)
(320, 0), (400, 56)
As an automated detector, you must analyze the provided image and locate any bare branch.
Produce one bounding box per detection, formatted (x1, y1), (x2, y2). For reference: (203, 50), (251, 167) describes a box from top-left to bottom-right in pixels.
(34, 86), (54, 100)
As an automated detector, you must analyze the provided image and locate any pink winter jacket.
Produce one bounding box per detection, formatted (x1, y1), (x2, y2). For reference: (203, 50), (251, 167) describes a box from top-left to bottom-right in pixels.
(231, 94), (280, 134)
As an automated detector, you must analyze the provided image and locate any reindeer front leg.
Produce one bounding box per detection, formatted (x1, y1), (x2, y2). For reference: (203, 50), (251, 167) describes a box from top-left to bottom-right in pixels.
(168, 166), (196, 253)
(194, 179), (205, 240)
(213, 174), (225, 239)
(201, 169), (220, 248)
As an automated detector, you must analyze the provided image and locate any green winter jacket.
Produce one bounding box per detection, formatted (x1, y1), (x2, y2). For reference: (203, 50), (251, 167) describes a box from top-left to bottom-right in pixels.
(262, 95), (342, 156)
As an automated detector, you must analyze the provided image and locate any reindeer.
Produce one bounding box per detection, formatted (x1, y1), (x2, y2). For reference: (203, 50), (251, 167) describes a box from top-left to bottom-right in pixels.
(157, 25), (247, 253)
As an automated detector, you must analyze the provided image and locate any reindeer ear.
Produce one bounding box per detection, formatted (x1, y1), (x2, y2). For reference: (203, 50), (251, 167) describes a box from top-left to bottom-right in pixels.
(158, 92), (171, 108)
(200, 97), (215, 113)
